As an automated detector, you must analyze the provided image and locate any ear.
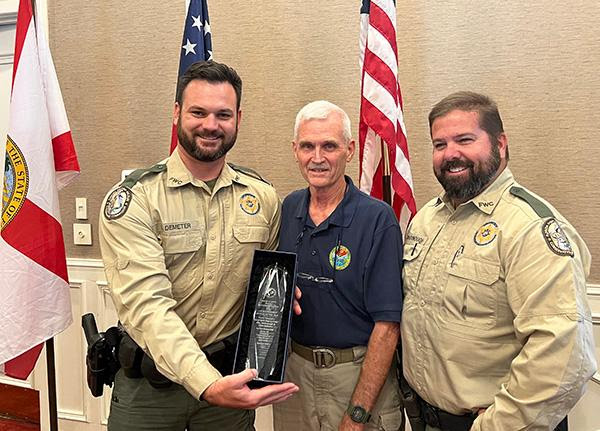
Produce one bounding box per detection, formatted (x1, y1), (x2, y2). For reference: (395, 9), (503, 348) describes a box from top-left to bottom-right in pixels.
(292, 141), (299, 162)
(497, 133), (508, 160)
(173, 103), (181, 126)
(346, 139), (356, 162)
(236, 109), (243, 129)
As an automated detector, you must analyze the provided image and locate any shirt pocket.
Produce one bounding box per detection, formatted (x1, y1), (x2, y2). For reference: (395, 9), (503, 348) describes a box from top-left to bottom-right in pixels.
(442, 256), (500, 329)
(160, 229), (206, 298)
(402, 238), (426, 299)
(224, 224), (270, 293)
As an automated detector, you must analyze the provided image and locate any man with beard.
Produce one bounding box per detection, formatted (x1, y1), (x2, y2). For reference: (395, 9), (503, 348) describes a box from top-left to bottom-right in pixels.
(98, 61), (298, 430)
(401, 91), (596, 431)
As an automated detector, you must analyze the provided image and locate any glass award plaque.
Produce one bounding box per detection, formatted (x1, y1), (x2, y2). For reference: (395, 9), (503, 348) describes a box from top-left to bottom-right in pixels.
(233, 250), (296, 387)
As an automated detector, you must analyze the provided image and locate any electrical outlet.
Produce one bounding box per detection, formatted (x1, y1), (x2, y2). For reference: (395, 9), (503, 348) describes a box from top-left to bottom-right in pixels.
(73, 223), (92, 245)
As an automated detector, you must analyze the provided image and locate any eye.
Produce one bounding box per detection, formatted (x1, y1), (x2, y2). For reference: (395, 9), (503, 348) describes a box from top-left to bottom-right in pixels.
(458, 136), (474, 144)
(323, 142), (338, 151)
(432, 141), (446, 150)
(217, 112), (233, 120)
(191, 110), (207, 118)
(299, 142), (314, 151)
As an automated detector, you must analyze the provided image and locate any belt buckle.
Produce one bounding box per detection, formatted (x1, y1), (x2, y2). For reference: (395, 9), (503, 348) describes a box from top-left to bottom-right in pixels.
(312, 348), (336, 368)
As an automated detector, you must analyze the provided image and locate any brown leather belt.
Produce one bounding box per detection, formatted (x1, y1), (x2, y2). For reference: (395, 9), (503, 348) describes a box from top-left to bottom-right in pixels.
(291, 340), (356, 368)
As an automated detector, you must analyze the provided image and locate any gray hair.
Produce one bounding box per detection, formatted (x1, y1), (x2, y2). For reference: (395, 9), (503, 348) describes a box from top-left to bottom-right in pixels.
(294, 100), (352, 142)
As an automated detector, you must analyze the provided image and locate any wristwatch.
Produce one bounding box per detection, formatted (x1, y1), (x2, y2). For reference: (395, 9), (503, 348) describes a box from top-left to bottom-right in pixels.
(346, 404), (372, 423)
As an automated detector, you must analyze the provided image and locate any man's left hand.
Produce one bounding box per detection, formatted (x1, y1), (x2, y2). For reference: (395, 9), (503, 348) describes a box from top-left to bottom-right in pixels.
(338, 415), (365, 431)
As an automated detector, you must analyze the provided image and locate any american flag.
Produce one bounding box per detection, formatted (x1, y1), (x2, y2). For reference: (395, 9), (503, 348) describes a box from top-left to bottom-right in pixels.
(170, 0), (213, 153)
(358, 0), (416, 232)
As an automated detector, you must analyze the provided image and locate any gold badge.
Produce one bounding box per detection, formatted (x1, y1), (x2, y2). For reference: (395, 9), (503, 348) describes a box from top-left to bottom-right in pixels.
(542, 218), (574, 257)
(239, 193), (260, 215)
(474, 221), (499, 246)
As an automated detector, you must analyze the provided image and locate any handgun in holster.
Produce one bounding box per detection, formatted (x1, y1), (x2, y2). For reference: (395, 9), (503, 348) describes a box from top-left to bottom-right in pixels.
(82, 313), (123, 397)
(396, 344), (426, 431)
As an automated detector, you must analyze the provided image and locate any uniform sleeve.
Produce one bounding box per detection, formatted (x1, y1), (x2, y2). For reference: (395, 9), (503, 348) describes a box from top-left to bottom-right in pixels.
(263, 189), (282, 251)
(472, 220), (597, 430)
(363, 208), (404, 322)
(99, 186), (221, 399)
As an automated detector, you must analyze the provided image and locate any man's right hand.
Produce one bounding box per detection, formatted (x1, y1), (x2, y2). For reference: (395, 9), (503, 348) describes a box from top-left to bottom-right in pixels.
(202, 368), (299, 409)
(293, 286), (302, 315)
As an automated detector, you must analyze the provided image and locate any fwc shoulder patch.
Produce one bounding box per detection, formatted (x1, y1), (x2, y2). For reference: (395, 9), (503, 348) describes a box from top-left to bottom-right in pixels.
(239, 193), (260, 215)
(104, 187), (132, 220)
(474, 221), (499, 246)
(542, 218), (574, 257)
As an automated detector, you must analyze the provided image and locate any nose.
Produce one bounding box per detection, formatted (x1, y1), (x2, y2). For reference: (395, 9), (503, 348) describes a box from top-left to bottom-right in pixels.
(443, 141), (462, 160)
(201, 113), (218, 131)
(312, 146), (324, 162)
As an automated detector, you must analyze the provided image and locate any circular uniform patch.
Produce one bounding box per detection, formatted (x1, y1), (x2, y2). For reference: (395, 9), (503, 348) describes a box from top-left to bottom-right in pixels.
(474, 221), (499, 246)
(104, 187), (132, 220)
(239, 193), (260, 215)
(2, 136), (29, 229)
(542, 218), (574, 257)
(329, 245), (351, 270)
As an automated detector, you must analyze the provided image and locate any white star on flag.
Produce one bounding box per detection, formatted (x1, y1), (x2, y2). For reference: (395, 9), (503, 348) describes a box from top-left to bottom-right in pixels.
(203, 22), (211, 36)
(191, 15), (203, 30)
(182, 39), (197, 55)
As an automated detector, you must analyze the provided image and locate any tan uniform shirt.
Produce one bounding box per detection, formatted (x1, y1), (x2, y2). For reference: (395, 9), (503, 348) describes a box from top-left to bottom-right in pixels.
(99, 149), (281, 399)
(402, 168), (596, 430)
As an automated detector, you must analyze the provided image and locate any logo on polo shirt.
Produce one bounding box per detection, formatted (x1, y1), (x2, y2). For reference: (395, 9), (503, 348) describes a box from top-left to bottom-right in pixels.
(329, 245), (351, 270)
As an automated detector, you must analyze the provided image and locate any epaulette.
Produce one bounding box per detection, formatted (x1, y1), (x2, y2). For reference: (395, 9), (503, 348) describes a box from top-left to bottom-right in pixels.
(120, 163), (168, 189)
(228, 162), (272, 186)
(509, 186), (554, 218)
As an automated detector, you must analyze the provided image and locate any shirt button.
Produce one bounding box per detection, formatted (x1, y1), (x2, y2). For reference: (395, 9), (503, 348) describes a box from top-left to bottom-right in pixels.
(210, 234), (216, 240)
(311, 250), (317, 256)
(451, 220), (457, 225)
(208, 273), (213, 280)
(420, 300), (425, 307)
(433, 259), (439, 265)
(199, 312), (206, 319)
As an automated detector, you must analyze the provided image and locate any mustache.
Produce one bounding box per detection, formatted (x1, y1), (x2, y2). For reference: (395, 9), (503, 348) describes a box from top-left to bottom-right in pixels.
(307, 163), (328, 170)
(195, 131), (224, 139)
(441, 159), (473, 172)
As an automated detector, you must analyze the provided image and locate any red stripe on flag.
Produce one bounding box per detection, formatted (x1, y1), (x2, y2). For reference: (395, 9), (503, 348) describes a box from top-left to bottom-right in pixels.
(12, 0), (32, 89)
(4, 344), (44, 379)
(52, 131), (80, 172)
(170, 123), (178, 154)
(361, 98), (396, 145)
(368, 2), (398, 59)
(2, 199), (68, 283)
(364, 49), (397, 97)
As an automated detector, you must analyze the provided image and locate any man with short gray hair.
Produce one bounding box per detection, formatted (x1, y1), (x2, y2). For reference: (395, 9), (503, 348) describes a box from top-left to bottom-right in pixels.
(273, 100), (404, 430)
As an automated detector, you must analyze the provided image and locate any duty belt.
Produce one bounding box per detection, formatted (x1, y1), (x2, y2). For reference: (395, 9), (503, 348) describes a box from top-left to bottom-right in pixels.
(420, 398), (475, 431)
(291, 340), (356, 368)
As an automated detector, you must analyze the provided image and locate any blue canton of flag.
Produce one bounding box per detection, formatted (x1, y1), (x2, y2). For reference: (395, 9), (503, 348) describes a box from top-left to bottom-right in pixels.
(178, 0), (213, 76)
(171, 0), (213, 152)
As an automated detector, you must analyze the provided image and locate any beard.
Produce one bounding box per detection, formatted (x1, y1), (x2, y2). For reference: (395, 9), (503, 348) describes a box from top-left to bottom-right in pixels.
(177, 119), (237, 162)
(435, 142), (501, 203)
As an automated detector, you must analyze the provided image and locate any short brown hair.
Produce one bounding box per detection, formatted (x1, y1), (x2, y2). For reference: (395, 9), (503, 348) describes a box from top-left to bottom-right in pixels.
(429, 91), (508, 159)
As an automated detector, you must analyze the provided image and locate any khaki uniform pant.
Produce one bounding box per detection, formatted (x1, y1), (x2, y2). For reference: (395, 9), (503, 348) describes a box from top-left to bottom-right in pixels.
(273, 348), (404, 431)
(108, 370), (255, 431)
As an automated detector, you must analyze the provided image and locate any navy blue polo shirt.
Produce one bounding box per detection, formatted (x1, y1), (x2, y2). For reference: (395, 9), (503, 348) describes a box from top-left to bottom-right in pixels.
(279, 176), (403, 348)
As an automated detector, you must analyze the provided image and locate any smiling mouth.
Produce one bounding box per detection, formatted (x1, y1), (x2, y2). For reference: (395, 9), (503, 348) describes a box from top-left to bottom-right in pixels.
(447, 166), (468, 173)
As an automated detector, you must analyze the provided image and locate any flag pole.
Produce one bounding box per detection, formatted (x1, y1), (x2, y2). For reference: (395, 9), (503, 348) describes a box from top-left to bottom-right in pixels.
(381, 140), (392, 205)
(45, 338), (59, 431)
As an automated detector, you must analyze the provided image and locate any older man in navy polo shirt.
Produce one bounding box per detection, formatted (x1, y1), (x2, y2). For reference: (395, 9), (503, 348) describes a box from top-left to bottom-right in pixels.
(272, 101), (404, 430)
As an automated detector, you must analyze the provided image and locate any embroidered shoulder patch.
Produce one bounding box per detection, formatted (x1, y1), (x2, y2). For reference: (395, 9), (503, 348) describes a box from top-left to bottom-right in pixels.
(542, 218), (574, 257)
(104, 187), (132, 220)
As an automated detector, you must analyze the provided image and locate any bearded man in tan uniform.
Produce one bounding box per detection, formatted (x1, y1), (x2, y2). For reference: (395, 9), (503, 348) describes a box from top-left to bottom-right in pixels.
(401, 91), (596, 431)
(99, 61), (298, 430)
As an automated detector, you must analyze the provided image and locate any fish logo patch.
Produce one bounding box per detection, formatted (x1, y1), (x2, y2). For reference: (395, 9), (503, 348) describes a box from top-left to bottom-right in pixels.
(542, 218), (574, 257)
(329, 245), (351, 270)
(104, 187), (132, 220)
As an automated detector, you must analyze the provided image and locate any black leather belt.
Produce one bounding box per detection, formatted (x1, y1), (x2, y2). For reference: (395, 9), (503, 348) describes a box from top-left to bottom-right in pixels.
(420, 398), (475, 431)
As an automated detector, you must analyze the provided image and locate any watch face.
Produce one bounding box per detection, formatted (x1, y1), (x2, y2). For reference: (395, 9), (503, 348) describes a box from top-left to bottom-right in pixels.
(349, 406), (369, 423)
